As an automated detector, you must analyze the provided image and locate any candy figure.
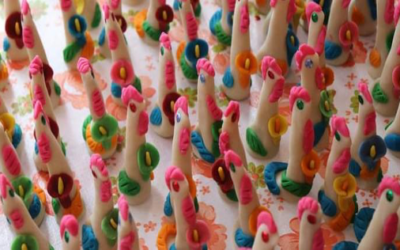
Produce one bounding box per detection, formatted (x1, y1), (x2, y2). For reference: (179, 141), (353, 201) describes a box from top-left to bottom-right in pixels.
(118, 195), (141, 250)
(333, 177), (400, 250)
(318, 116), (358, 232)
(209, 0), (235, 46)
(385, 104), (400, 157)
(74, 0), (102, 29)
(349, 0), (376, 36)
(0, 95), (22, 150)
(134, 0), (174, 44)
(176, 0), (209, 82)
(150, 33), (180, 138)
(3, 0), (29, 65)
(0, 174), (53, 250)
(191, 59), (222, 164)
(61, 215), (81, 250)
(298, 197), (324, 250)
(82, 154), (118, 250)
(157, 166), (210, 249)
(0, 55), (8, 89)
(118, 86), (160, 205)
(256, 0), (299, 76)
(59, 0), (94, 70)
(350, 83), (387, 190)
(79, 58), (119, 159)
(325, 0), (359, 66)
(371, 3), (400, 117)
(0, 123), (45, 226)
(221, 0), (257, 101)
(107, 8), (142, 106)
(22, 0), (61, 108)
(34, 102), (85, 222)
(98, 0), (127, 58)
(264, 86), (320, 201)
(246, 56), (287, 159)
(251, 212), (279, 250)
(173, 0), (202, 20)
(367, 0), (394, 79)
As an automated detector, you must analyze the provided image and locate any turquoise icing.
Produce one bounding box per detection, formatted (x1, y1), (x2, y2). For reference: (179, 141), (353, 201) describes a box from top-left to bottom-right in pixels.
(358, 135), (387, 171)
(286, 28), (299, 67)
(12, 124), (22, 149)
(209, 9), (222, 35)
(164, 193), (173, 216)
(169, 243), (208, 250)
(349, 159), (361, 177)
(367, 0), (377, 20)
(235, 228), (254, 248)
(173, 0), (179, 11)
(150, 106), (162, 126)
(222, 67), (234, 88)
(28, 194), (42, 220)
(82, 225), (99, 250)
(318, 190), (337, 217)
(385, 133), (400, 152)
(354, 207), (374, 242)
(264, 162), (287, 195)
(191, 131), (215, 163)
(111, 82), (122, 99)
(313, 121), (326, 147)
(325, 40), (342, 60)
(98, 27), (106, 46)
(3, 38), (10, 52)
(34, 142), (38, 155)
(333, 242), (358, 250)
(184, 39), (209, 68)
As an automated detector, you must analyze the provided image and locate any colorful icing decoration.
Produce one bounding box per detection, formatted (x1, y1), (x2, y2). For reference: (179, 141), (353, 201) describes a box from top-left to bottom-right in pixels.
(349, 0), (377, 36)
(312, 0), (332, 25)
(98, 0), (127, 58)
(176, 0), (209, 82)
(0, 123), (45, 226)
(246, 56), (287, 159)
(0, 174), (53, 250)
(325, 0), (359, 66)
(73, 0), (102, 29)
(256, 0), (299, 76)
(82, 154), (118, 250)
(0, 55), (8, 89)
(79, 57), (119, 159)
(30, 56), (64, 172)
(350, 82), (387, 190)
(158, 166), (210, 249)
(333, 177), (400, 250)
(264, 86), (320, 202)
(118, 195), (140, 250)
(61, 215), (81, 250)
(0, 95), (22, 150)
(251, 211), (278, 250)
(371, 3), (400, 116)
(385, 103), (400, 158)
(367, 0), (395, 79)
(318, 115), (358, 232)
(150, 33), (180, 138)
(3, 0), (29, 64)
(209, 0), (235, 46)
(118, 86), (160, 205)
(22, 0), (61, 108)
(107, 8), (142, 106)
(34, 102), (85, 222)
(191, 59), (222, 163)
(134, 0), (173, 44)
(298, 197), (324, 250)
(221, 0), (257, 100)
(59, 0), (94, 70)
(173, 0), (202, 19)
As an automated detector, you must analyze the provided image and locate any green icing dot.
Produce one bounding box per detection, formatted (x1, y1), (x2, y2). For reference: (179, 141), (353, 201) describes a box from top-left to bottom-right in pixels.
(91, 3), (102, 28)
(11, 235), (39, 250)
(246, 127), (267, 157)
(137, 143), (160, 181)
(118, 170), (141, 196)
(296, 100), (304, 110)
(372, 83), (389, 104)
(211, 121), (223, 158)
(49, 245), (55, 250)
(387, 189), (394, 202)
(312, 12), (318, 22)
(133, 77), (142, 94)
(194, 196), (199, 212)
(335, 131), (341, 141)
(101, 208), (119, 247)
(161, 46), (164, 56)
(52, 198), (60, 215)
(64, 231), (70, 243)
(226, 189), (238, 202)
(281, 170), (312, 197)
(229, 163), (236, 173)
(358, 95), (364, 105)
(53, 81), (61, 96)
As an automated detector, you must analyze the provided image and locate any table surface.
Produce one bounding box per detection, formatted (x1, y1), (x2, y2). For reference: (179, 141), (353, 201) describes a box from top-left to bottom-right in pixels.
(0, 0), (396, 249)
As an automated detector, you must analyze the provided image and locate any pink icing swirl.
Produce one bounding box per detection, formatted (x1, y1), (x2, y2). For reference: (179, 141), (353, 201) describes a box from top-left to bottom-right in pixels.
(239, 174), (253, 205)
(186, 13), (198, 40)
(331, 115), (350, 137)
(378, 176), (400, 197)
(295, 44), (316, 70)
(196, 58), (215, 76)
(122, 86), (144, 106)
(182, 195), (196, 225)
(165, 166), (185, 190)
(224, 150), (243, 169)
(119, 232), (136, 250)
(165, 60), (175, 89)
(179, 128), (191, 155)
(38, 133), (52, 163)
(303, 120), (314, 154)
(33, 85), (46, 107)
(289, 86), (311, 111)
(118, 195), (130, 221)
(60, 215), (79, 237)
(29, 56), (43, 75)
(257, 211), (277, 234)
(108, 30), (119, 50)
(2, 145), (21, 176)
(174, 96), (189, 115)
(287, 0), (297, 22)
(90, 154), (108, 177)
(0, 174), (11, 198)
(219, 132), (230, 154)
(261, 56), (282, 80)
(138, 111), (149, 136)
(206, 95), (223, 120)
(224, 101), (240, 121)
(21, 0), (31, 15)
(332, 148), (351, 174)
(160, 32), (172, 50)
(305, 2), (321, 24)
(385, 0), (395, 24)
(60, 0), (72, 11)
(111, 0), (121, 9)
(10, 209), (24, 229)
(364, 111), (376, 136)
(77, 57), (92, 74)
(100, 180), (112, 202)
(92, 90), (106, 117)
(298, 196), (319, 220)
(240, 4), (250, 33)
(269, 78), (285, 103)
(22, 27), (34, 49)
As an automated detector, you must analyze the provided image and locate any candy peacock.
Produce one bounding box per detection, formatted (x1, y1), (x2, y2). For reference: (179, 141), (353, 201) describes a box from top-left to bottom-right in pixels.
(118, 195), (141, 250)
(349, 82), (387, 190)
(191, 59), (222, 164)
(384, 103), (400, 158)
(256, 0), (299, 76)
(298, 197), (324, 250)
(349, 0), (376, 36)
(150, 33), (180, 138)
(209, 0), (235, 46)
(0, 95), (22, 151)
(173, 0), (201, 19)
(264, 86), (321, 202)
(59, 0), (95, 70)
(61, 215), (81, 250)
(118, 86), (160, 205)
(318, 115), (358, 232)
(250, 212), (279, 250)
(82, 154), (118, 250)
(79, 57), (119, 160)
(333, 177), (400, 250)
(34, 102), (85, 222)
(0, 174), (54, 250)
(246, 56), (287, 160)
(221, 0), (257, 101)
(325, 0), (359, 66)
(73, 0), (102, 29)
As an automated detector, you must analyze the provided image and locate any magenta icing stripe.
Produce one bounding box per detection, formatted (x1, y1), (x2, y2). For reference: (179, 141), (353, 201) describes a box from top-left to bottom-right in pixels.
(315, 26), (326, 55)
(100, 180), (112, 202)
(2, 145), (21, 176)
(287, 0), (297, 22)
(357, 82), (372, 103)
(119, 232), (136, 249)
(206, 95), (223, 121)
(239, 174), (253, 205)
(160, 33), (172, 50)
(60, 215), (79, 237)
(0, 174), (11, 198)
(118, 195), (130, 221)
(108, 30), (119, 50)
(332, 148), (351, 174)
(179, 128), (191, 155)
(297, 197), (319, 220)
(385, 0), (395, 24)
(103, 4), (110, 20)
(22, 27), (34, 49)
(342, 0), (350, 8)
(21, 0), (30, 15)
(383, 213), (399, 244)
(303, 119), (314, 154)
(240, 4), (250, 33)
(363, 111), (376, 136)
(92, 90), (106, 117)
(38, 133), (52, 163)
(10, 209), (24, 230)
(165, 61), (175, 89)
(219, 131), (230, 155)
(186, 12), (198, 41)
(111, 0), (121, 9)
(269, 78), (284, 103)
(312, 228), (324, 250)
(33, 85), (46, 107)
(182, 195), (196, 226)
(138, 111), (149, 136)
(224, 101), (240, 119)
(227, 0), (235, 11)
(30, 56), (43, 75)
(60, 0), (72, 11)
(77, 57), (92, 74)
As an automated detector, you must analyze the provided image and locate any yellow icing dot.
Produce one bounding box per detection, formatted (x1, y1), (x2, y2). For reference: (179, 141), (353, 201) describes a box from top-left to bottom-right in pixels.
(145, 151), (152, 166)
(290, 36), (295, 45)
(21, 243), (28, 250)
(170, 101), (175, 112)
(218, 166), (225, 182)
(309, 160), (315, 169)
(120, 67), (127, 80)
(275, 117), (281, 134)
(195, 45), (200, 58)
(324, 100), (330, 111)
(75, 18), (81, 33)
(346, 30), (351, 41)
(15, 22), (21, 36)
(99, 126), (107, 136)
(58, 177), (64, 195)
(110, 217), (117, 229)
(370, 145), (376, 158)
(18, 185), (24, 198)
(163, 10), (168, 20)
(245, 58), (251, 70)
(193, 229), (199, 242)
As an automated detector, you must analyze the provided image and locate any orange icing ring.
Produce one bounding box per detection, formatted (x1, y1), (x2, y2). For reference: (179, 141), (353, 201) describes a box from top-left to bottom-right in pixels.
(0, 63), (8, 80)
(360, 160), (381, 179)
(275, 59), (288, 76)
(248, 206), (270, 236)
(235, 51), (257, 89)
(133, 9), (147, 38)
(369, 48), (381, 68)
(81, 32), (95, 60)
(301, 150), (321, 184)
(186, 175), (197, 199)
(85, 124), (118, 155)
(351, 7), (365, 25)
(156, 223), (177, 250)
(328, 201), (355, 232)
(63, 189), (84, 218)
(322, 66), (334, 88)
(33, 184), (47, 205)
(7, 59), (30, 70)
(176, 42), (186, 63)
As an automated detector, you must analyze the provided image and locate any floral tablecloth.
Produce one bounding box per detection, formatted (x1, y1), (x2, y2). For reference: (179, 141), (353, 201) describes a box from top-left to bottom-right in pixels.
(0, 0), (396, 249)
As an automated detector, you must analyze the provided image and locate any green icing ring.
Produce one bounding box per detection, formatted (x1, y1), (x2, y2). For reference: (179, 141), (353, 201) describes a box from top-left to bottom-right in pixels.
(63, 41), (81, 63)
(194, 3), (202, 17)
(180, 53), (198, 80)
(372, 82), (389, 104)
(142, 20), (168, 42)
(118, 170), (141, 196)
(11, 235), (39, 250)
(52, 198), (60, 215)
(281, 170), (312, 197)
(53, 81), (61, 96)
(319, 90), (333, 119)
(11, 176), (34, 207)
(82, 115), (92, 141)
(246, 127), (267, 157)
(91, 3), (102, 28)
(214, 22), (231, 46)
(386, 30), (395, 52)
(90, 114), (119, 150)
(137, 143), (160, 181)
(101, 208), (119, 246)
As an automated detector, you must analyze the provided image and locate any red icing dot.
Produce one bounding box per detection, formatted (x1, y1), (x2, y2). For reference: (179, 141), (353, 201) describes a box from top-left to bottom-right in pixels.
(307, 214), (316, 224)
(262, 231), (269, 243)
(172, 181), (180, 192)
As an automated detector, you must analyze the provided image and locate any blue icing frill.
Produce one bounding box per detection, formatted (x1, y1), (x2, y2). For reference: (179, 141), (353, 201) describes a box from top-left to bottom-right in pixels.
(354, 207), (375, 242)
(325, 40), (343, 60)
(12, 123), (22, 149)
(385, 133), (400, 152)
(169, 243), (208, 250)
(98, 27), (106, 46)
(28, 194), (42, 220)
(286, 28), (299, 67)
(3, 38), (10, 52)
(111, 82), (122, 99)
(184, 39), (209, 68)
(313, 121), (326, 147)
(163, 193), (173, 216)
(150, 106), (162, 126)
(222, 67), (234, 89)
(318, 190), (337, 217)
(349, 159), (361, 177)
(209, 9), (222, 35)
(82, 225), (99, 250)
(358, 135), (387, 171)
(235, 228), (254, 248)
(191, 131), (215, 163)
(333, 241), (359, 250)
(264, 162), (287, 195)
